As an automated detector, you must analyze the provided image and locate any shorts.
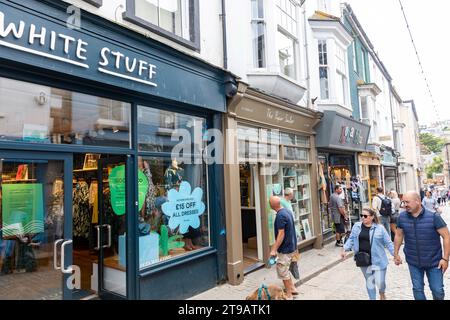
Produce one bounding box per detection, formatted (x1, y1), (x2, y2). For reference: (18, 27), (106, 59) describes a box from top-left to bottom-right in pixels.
(334, 222), (345, 234)
(276, 252), (296, 280)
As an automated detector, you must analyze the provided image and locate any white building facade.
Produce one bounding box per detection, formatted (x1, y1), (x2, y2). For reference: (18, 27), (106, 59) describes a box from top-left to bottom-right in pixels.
(400, 100), (422, 192)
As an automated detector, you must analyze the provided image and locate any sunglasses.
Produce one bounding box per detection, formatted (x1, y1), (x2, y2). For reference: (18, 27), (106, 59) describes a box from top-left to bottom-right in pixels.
(360, 214), (371, 218)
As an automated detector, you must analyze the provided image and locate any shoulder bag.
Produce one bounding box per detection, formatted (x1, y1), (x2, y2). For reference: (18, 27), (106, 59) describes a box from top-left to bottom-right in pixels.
(354, 226), (375, 267)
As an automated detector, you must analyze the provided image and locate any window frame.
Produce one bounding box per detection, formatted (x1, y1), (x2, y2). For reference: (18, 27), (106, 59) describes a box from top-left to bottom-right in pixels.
(251, 0), (267, 69)
(82, 0), (103, 7)
(352, 41), (358, 73)
(123, 0), (200, 51)
(276, 0), (300, 80)
(335, 44), (348, 106)
(318, 39), (329, 100)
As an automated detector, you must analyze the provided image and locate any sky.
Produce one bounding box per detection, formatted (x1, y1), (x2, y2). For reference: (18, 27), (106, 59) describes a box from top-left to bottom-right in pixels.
(344, 0), (449, 126)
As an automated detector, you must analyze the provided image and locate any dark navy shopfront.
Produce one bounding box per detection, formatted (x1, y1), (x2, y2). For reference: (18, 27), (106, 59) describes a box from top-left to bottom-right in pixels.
(0, 0), (230, 300)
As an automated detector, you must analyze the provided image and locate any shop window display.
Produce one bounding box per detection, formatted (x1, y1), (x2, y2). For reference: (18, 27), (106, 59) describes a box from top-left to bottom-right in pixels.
(266, 164), (313, 244)
(137, 156), (209, 269)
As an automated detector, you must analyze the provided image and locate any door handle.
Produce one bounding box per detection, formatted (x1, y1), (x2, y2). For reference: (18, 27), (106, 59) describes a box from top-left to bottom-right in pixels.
(94, 225), (101, 250)
(61, 240), (73, 274)
(102, 224), (112, 249)
(53, 239), (64, 270)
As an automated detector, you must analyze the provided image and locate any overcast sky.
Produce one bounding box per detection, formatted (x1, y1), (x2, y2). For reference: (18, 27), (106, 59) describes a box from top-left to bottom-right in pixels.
(344, 0), (448, 126)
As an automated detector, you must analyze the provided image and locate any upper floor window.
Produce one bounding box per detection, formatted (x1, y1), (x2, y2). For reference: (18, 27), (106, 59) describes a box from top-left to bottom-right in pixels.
(251, 0), (266, 68)
(352, 41), (357, 73)
(124, 0), (199, 50)
(336, 45), (348, 105)
(276, 0), (299, 79)
(318, 39), (329, 99)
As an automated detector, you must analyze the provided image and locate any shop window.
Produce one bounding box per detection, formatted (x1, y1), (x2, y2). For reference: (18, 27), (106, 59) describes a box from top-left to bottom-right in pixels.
(124, 0), (200, 50)
(0, 77), (131, 148)
(238, 125), (279, 162)
(282, 146), (309, 161)
(137, 106), (206, 154)
(266, 164), (313, 244)
(137, 156), (209, 269)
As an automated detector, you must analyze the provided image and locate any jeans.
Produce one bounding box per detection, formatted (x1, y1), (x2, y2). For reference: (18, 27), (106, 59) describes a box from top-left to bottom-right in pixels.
(408, 264), (445, 300)
(360, 266), (387, 300)
(379, 215), (390, 234)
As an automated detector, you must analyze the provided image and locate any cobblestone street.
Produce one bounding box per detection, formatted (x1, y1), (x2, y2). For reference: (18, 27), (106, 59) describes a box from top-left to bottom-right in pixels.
(297, 206), (450, 300)
(194, 206), (450, 301)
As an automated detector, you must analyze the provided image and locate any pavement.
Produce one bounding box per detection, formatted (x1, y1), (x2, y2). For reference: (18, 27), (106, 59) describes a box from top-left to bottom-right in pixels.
(192, 205), (450, 300)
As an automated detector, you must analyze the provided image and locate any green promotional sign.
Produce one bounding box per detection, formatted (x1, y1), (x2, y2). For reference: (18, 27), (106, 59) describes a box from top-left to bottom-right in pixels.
(2, 184), (44, 237)
(109, 165), (149, 215)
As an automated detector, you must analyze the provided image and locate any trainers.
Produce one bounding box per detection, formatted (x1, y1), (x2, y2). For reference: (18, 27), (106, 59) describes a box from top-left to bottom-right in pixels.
(335, 241), (343, 247)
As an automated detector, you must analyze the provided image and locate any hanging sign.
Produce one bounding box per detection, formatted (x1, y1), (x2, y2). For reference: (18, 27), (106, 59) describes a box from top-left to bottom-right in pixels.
(161, 181), (205, 233)
(109, 165), (149, 215)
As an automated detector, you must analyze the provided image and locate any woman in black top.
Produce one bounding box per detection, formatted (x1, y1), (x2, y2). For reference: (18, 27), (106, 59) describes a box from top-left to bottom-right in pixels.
(341, 208), (394, 300)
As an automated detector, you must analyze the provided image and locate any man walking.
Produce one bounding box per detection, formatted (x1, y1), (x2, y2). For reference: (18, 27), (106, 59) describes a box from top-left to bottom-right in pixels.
(269, 196), (298, 300)
(329, 185), (347, 247)
(372, 187), (391, 234)
(394, 191), (450, 300)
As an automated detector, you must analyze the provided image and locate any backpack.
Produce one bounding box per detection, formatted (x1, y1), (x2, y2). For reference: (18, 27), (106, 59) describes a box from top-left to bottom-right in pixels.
(378, 196), (392, 217)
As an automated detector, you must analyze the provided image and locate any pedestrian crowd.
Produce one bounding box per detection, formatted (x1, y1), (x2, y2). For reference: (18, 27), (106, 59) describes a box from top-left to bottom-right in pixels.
(267, 184), (450, 301)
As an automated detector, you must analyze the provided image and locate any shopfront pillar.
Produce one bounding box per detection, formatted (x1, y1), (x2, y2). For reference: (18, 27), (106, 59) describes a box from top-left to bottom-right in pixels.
(223, 115), (244, 285)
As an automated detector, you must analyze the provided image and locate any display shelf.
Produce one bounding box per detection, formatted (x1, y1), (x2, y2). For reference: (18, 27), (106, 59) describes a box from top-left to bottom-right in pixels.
(73, 168), (97, 172)
(2, 179), (37, 183)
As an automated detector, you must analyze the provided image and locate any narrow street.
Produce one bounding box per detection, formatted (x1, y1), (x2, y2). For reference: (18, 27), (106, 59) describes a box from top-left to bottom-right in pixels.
(296, 206), (450, 300)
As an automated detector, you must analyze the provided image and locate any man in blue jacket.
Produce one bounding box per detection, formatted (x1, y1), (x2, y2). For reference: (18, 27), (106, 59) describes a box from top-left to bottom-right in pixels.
(394, 191), (450, 300)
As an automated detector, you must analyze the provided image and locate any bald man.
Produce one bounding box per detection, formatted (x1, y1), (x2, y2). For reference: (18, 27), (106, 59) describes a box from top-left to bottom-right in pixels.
(269, 196), (298, 300)
(394, 191), (450, 300)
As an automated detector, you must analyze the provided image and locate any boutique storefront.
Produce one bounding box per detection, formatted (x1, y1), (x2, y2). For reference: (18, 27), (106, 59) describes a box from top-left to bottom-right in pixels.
(0, 0), (231, 300)
(380, 148), (399, 194)
(314, 111), (370, 241)
(358, 151), (382, 209)
(223, 84), (322, 284)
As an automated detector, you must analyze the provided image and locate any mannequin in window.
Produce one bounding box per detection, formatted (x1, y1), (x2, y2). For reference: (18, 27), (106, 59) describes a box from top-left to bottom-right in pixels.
(164, 158), (184, 191)
(164, 159), (201, 251)
(138, 157), (157, 232)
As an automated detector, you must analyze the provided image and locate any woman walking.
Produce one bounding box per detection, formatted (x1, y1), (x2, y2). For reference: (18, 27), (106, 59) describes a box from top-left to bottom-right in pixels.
(341, 208), (394, 300)
(422, 190), (438, 213)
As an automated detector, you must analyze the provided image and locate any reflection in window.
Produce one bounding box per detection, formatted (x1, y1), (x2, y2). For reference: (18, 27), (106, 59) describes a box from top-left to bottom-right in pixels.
(133, 0), (192, 42)
(278, 31), (297, 79)
(137, 156), (209, 269)
(137, 105), (206, 154)
(0, 77), (131, 148)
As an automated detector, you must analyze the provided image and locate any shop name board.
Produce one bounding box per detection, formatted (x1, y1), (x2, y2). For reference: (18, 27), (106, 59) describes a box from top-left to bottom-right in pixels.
(266, 108), (295, 125)
(0, 11), (158, 87)
(0, 3), (227, 112)
(339, 125), (364, 145)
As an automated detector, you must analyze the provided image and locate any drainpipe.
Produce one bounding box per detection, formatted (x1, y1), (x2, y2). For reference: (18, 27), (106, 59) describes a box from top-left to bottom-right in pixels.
(302, 1), (311, 108)
(221, 0), (228, 70)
